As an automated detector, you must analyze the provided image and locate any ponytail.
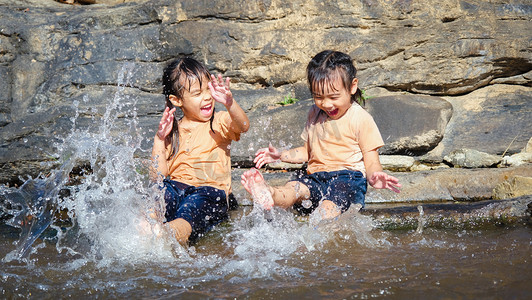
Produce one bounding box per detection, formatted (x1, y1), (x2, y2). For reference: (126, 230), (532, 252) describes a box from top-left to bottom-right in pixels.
(353, 87), (364, 107)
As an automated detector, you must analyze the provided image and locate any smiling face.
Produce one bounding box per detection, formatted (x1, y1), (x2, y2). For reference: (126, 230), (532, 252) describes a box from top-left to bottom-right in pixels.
(311, 74), (358, 120)
(169, 75), (214, 123)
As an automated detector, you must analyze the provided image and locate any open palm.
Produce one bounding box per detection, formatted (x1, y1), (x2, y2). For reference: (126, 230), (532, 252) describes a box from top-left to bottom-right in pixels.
(209, 74), (233, 106)
(368, 171), (401, 193)
(156, 107), (176, 140)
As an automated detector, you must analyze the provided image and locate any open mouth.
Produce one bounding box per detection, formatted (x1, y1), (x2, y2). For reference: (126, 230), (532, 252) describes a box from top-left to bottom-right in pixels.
(326, 108), (339, 116)
(200, 104), (213, 116)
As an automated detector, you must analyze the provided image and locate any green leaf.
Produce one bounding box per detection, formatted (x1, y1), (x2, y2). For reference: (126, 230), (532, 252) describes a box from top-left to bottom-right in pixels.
(277, 94), (300, 106)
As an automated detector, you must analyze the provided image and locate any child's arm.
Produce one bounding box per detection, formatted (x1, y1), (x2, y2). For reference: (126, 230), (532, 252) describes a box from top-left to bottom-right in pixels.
(363, 149), (401, 193)
(209, 74), (250, 133)
(254, 144), (309, 169)
(150, 107), (176, 181)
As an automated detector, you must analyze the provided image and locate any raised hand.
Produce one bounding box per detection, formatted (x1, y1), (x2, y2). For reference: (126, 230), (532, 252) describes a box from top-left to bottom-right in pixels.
(368, 171), (401, 193)
(156, 107), (176, 140)
(208, 74), (233, 107)
(254, 143), (281, 169)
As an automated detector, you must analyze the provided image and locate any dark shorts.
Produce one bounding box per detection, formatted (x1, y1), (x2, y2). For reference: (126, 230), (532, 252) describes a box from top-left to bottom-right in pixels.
(292, 170), (367, 215)
(163, 179), (229, 242)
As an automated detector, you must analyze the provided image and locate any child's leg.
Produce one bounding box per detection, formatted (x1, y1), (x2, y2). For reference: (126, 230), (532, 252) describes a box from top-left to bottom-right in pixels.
(273, 181), (312, 208)
(165, 218), (192, 244)
(241, 168), (311, 209)
(315, 170), (367, 220)
(164, 185), (228, 245)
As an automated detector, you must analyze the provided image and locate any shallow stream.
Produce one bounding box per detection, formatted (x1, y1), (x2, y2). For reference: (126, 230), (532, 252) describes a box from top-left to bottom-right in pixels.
(1, 214), (530, 298)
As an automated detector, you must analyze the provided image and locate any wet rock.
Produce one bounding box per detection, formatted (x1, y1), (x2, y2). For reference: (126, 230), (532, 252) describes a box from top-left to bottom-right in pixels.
(231, 164), (532, 205)
(363, 195), (532, 230)
(492, 176), (532, 200)
(366, 164), (532, 203)
(443, 149), (502, 168)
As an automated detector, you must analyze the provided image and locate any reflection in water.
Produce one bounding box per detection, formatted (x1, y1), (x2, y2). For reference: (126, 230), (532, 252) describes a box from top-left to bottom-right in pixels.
(0, 63), (531, 298)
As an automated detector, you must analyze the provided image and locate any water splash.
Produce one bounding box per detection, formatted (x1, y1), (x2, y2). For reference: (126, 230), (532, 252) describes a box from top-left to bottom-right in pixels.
(416, 205), (426, 234)
(216, 200), (388, 281)
(221, 206), (305, 280)
(2, 170), (65, 260)
(2, 62), (176, 264)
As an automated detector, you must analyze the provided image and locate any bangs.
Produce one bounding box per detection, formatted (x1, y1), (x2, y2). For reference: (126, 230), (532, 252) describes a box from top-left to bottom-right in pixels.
(168, 58), (211, 98)
(306, 50), (357, 99)
(181, 68), (210, 93)
(309, 68), (344, 96)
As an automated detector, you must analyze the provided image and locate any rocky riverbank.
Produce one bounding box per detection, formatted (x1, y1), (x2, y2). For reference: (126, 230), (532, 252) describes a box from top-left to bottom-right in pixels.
(0, 0), (531, 210)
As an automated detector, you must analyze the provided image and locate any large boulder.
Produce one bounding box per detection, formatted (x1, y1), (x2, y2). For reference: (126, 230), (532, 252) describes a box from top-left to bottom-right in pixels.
(424, 84), (532, 161)
(366, 95), (453, 155)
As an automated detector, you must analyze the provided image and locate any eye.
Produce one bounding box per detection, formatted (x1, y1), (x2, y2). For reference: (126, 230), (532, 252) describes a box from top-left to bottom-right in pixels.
(200, 87), (210, 96)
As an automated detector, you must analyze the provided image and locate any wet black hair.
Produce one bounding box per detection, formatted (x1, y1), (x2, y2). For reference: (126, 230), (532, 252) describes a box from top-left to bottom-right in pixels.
(306, 50), (364, 107)
(162, 57), (215, 159)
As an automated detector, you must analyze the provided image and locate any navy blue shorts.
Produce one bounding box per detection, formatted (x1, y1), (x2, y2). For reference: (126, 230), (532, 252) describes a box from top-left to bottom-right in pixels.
(292, 170), (367, 215)
(163, 179), (229, 242)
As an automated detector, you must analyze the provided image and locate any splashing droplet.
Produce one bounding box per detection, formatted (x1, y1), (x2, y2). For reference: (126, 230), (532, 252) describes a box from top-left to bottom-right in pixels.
(302, 200), (312, 209)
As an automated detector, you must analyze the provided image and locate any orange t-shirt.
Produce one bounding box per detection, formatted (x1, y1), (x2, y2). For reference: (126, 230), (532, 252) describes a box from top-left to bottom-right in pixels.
(166, 111), (240, 196)
(301, 103), (384, 177)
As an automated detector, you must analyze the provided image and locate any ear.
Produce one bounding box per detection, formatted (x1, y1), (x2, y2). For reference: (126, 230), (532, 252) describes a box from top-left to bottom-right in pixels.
(350, 78), (359, 95)
(168, 95), (182, 107)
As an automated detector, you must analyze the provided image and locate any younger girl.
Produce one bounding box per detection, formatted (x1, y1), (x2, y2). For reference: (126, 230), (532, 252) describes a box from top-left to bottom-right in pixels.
(151, 57), (249, 244)
(241, 50), (400, 219)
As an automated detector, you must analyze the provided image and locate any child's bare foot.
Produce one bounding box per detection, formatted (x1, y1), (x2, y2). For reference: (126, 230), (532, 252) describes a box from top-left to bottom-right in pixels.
(137, 217), (163, 238)
(309, 200), (341, 225)
(241, 168), (274, 210)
